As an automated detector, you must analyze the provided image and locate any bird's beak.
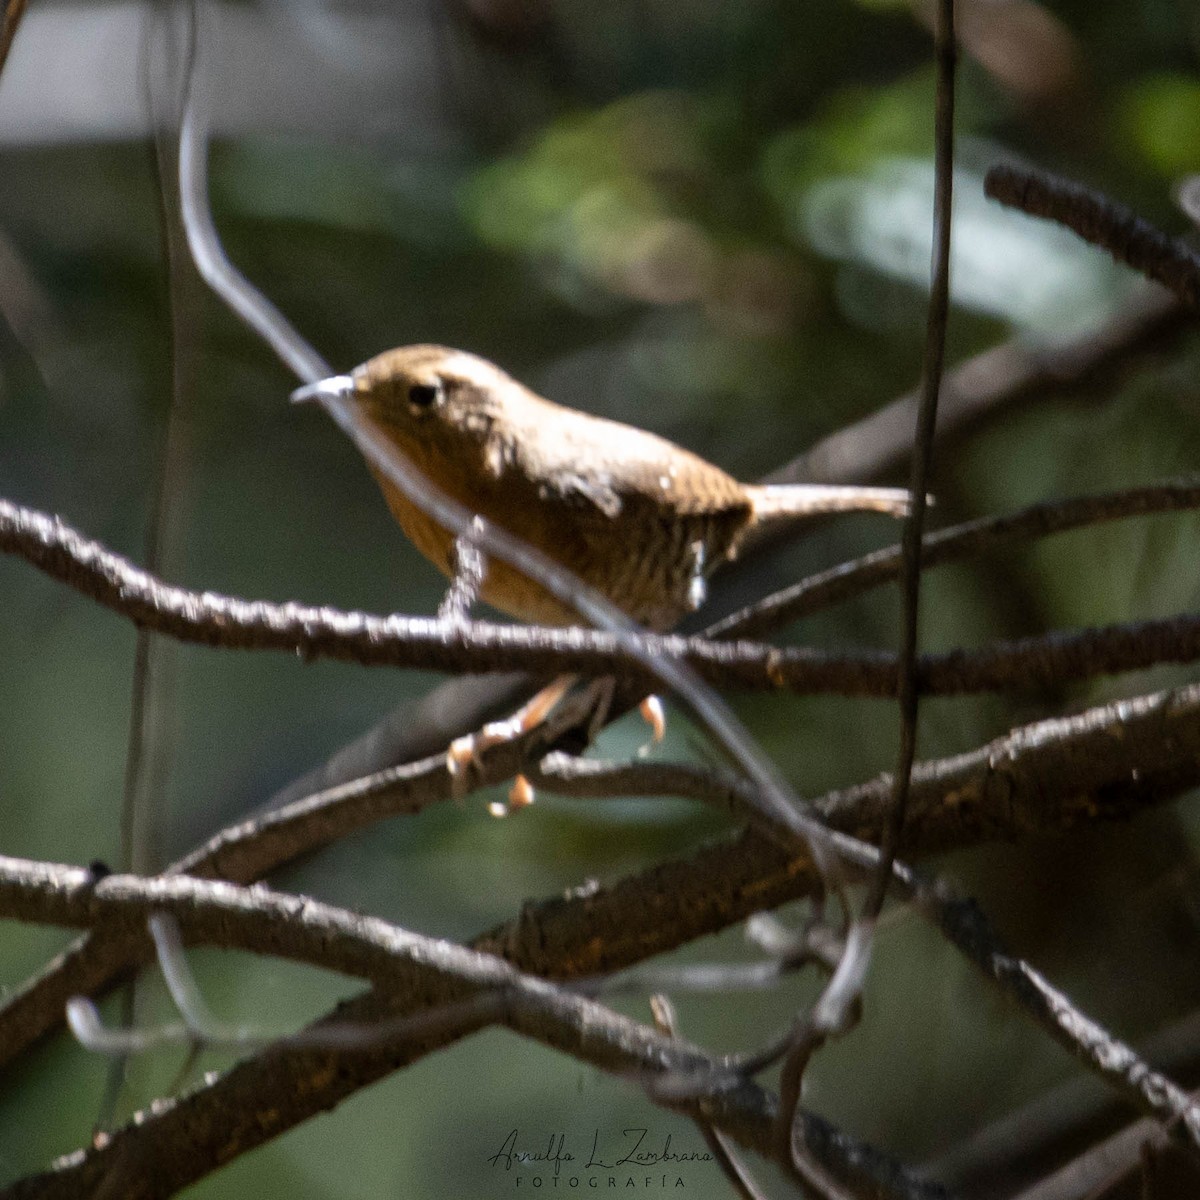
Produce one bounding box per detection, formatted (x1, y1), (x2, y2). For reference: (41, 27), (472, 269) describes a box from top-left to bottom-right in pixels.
(289, 374), (355, 405)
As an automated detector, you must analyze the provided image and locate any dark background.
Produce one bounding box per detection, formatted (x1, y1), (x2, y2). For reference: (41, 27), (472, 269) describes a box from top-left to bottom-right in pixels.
(1, 1), (1199, 1195)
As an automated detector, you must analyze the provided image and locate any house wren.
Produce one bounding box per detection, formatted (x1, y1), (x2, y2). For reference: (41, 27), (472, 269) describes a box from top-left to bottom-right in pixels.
(294, 345), (911, 631)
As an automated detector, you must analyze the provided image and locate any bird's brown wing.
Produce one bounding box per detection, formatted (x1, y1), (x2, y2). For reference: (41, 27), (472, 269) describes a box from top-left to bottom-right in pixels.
(486, 407), (752, 626)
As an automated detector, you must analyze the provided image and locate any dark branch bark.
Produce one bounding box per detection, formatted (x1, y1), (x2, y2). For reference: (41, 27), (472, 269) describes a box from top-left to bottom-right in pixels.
(5, 681), (1200, 1192)
(483, 680), (1200, 974)
(868, 0), (956, 924)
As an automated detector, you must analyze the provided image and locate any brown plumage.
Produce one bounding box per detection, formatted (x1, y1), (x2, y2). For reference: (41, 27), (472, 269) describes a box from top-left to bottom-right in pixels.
(301, 345), (911, 630)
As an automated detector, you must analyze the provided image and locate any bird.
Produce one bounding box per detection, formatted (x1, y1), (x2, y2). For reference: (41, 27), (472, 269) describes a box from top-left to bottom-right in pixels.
(293, 345), (913, 809)
(293, 345), (912, 631)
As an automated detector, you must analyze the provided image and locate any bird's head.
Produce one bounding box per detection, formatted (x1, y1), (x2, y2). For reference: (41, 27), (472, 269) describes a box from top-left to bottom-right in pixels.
(290, 345), (517, 457)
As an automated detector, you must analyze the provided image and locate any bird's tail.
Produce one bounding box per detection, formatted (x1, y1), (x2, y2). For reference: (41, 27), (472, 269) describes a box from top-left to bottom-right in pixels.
(744, 483), (914, 524)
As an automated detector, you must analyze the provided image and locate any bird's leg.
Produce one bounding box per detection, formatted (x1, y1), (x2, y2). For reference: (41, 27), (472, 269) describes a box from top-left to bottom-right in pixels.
(439, 522), (564, 811)
(438, 522), (487, 625)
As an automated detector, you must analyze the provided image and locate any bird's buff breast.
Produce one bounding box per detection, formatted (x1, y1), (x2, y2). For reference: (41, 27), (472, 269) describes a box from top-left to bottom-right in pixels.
(369, 466), (727, 629)
(370, 468), (589, 626)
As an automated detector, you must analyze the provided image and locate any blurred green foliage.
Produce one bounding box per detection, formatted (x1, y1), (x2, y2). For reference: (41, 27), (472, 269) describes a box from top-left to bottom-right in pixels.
(1120, 71), (1200, 175)
(1, 1), (1200, 1196)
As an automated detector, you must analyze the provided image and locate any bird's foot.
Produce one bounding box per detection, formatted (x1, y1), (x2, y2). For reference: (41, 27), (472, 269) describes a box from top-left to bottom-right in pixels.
(446, 679), (666, 814)
(447, 675), (575, 809)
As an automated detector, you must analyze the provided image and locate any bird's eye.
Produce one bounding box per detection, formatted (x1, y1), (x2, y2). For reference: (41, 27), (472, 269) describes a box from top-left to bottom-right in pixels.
(407, 381), (442, 411)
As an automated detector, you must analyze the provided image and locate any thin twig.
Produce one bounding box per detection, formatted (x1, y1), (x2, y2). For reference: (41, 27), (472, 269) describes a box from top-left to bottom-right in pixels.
(930, 1007), (1200, 1195)
(722, 6), (962, 1138)
(907, 882), (1200, 1149)
(649, 995), (777, 1200)
(234, 475), (1200, 840)
(101, 0), (203, 1130)
(866, 0), (956, 931)
(985, 163), (1200, 309)
(768, 286), (1186, 490)
(1004, 1115), (1170, 1200)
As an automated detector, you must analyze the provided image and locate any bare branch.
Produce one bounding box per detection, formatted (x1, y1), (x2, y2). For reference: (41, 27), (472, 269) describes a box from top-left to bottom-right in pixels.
(497, 680), (1200, 974)
(768, 287), (1187, 490)
(5, 685), (1200, 1189)
(932, 1007), (1200, 1195)
(985, 163), (1200, 308)
(10, 684), (1200, 1196)
(0, 683), (604, 1072)
(912, 885), (1200, 1148)
(9, 495), (1200, 698)
(5, 670), (1200, 1073)
(867, 0), (956, 930)
(0, 858), (945, 1200)
(649, 995), (778, 1200)
(495, 687), (1200, 1142)
(0, 0), (27, 78)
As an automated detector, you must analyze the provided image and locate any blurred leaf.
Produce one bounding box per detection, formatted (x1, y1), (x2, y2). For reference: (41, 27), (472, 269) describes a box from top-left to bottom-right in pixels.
(761, 72), (937, 203)
(1120, 72), (1200, 177)
(796, 158), (1132, 337)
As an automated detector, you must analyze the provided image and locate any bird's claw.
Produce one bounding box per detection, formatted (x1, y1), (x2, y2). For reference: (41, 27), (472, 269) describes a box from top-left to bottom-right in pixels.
(447, 717), (523, 798)
(639, 695), (666, 742)
(446, 676), (574, 805)
(488, 774), (536, 818)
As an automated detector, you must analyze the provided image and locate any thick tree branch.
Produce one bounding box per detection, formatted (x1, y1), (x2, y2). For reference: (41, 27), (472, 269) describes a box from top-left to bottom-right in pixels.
(8, 495), (1200, 698)
(0, 859), (944, 1200)
(487, 680), (1200, 974)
